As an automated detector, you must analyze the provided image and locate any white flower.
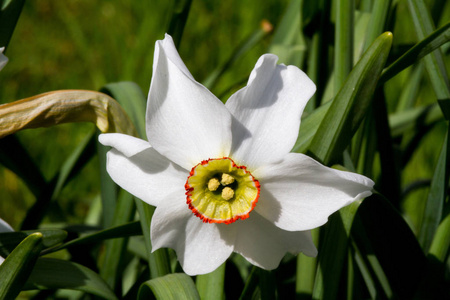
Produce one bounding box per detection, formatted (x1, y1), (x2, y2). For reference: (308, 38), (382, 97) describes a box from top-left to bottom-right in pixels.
(0, 217), (14, 265)
(99, 34), (374, 275)
(0, 47), (8, 71)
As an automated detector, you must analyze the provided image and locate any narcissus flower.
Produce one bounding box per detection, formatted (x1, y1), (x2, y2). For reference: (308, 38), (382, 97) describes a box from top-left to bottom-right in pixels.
(99, 34), (374, 275)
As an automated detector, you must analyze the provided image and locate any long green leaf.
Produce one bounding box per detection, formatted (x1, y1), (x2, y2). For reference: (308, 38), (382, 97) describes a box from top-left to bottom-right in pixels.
(100, 189), (136, 292)
(42, 221), (142, 255)
(295, 229), (319, 298)
(0, 229), (66, 257)
(312, 198), (363, 299)
(267, 0), (305, 68)
(21, 130), (97, 229)
(334, 0), (354, 92)
(0, 233), (43, 300)
(418, 127), (449, 252)
(407, 0), (450, 100)
(138, 273), (200, 300)
(23, 258), (118, 300)
(308, 32), (392, 165)
(429, 212), (450, 263)
(0, 135), (46, 198)
(196, 263), (225, 300)
(355, 193), (427, 298)
(167, 0), (193, 48)
(291, 101), (332, 154)
(380, 22), (450, 84)
(0, 0), (25, 48)
(362, 0), (391, 52)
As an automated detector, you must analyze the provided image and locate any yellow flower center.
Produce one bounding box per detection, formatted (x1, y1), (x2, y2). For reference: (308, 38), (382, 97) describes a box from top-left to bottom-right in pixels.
(185, 157), (260, 224)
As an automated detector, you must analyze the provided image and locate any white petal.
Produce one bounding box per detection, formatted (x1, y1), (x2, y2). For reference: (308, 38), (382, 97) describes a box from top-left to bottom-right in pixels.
(151, 191), (235, 275)
(99, 133), (152, 158)
(0, 217), (13, 265)
(99, 133), (187, 207)
(225, 54), (316, 169)
(254, 153), (374, 231)
(0, 217), (13, 232)
(146, 35), (232, 170)
(233, 212), (317, 270)
(0, 47), (8, 71)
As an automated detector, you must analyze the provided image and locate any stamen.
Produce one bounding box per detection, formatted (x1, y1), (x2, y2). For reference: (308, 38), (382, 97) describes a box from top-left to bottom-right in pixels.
(221, 173), (235, 185)
(207, 178), (220, 191)
(222, 187), (234, 200)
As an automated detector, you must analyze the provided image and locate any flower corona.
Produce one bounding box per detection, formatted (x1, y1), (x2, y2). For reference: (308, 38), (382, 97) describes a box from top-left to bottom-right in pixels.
(185, 157), (260, 224)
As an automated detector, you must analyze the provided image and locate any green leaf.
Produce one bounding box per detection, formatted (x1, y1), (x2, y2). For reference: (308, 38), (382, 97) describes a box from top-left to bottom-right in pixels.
(295, 229), (319, 298)
(0, 134), (46, 198)
(21, 130), (97, 229)
(0, 229), (67, 257)
(291, 101), (332, 154)
(196, 263), (225, 300)
(0, 233), (44, 300)
(418, 125), (450, 252)
(42, 221), (142, 255)
(23, 258), (118, 300)
(312, 198), (363, 299)
(267, 0), (305, 67)
(362, 0), (391, 52)
(380, 22), (450, 84)
(438, 99), (450, 120)
(138, 273), (200, 300)
(0, 0), (25, 48)
(389, 103), (443, 137)
(167, 0), (193, 48)
(334, 0), (354, 92)
(354, 193), (427, 298)
(308, 32), (392, 165)
(407, 0), (450, 100)
(100, 189), (136, 292)
(429, 212), (450, 263)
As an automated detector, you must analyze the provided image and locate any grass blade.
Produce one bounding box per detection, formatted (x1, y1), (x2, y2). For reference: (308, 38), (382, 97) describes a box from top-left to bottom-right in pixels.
(312, 199), (363, 299)
(167, 0), (193, 48)
(334, 0), (354, 92)
(196, 263), (225, 300)
(0, 0), (25, 48)
(308, 32), (392, 165)
(138, 273), (200, 300)
(0, 229), (66, 257)
(0, 233), (44, 300)
(407, 0), (450, 100)
(380, 22), (450, 84)
(24, 258), (118, 300)
(267, 0), (305, 67)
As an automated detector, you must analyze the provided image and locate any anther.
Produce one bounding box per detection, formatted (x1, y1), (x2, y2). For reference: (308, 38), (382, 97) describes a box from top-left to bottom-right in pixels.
(222, 187), (234, 200)
(208, 178), (220, 191)
(221, 173), (235, 185)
